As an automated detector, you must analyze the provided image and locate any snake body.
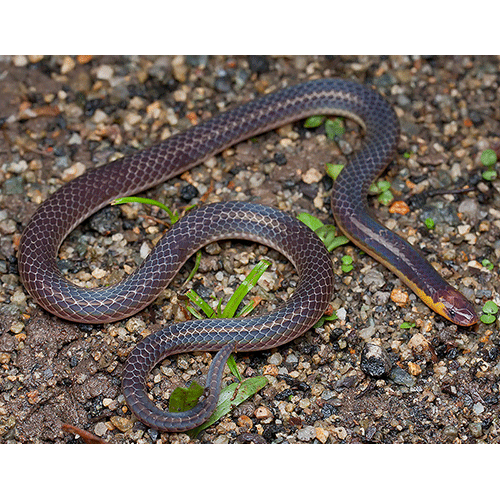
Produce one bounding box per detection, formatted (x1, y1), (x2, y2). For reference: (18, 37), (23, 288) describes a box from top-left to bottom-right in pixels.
(18, 79), (478, 431)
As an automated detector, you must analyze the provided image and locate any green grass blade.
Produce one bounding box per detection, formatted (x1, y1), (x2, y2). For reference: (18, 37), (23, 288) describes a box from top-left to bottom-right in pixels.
(297, 212), (324, 231)
(185, 289), (216, 318)
(226, 355), (242, 381)
(183, 250), (202, 286)
(112, 196), (179, 224)
(235, 299), (259, 318)
(221, 260), (271, 318)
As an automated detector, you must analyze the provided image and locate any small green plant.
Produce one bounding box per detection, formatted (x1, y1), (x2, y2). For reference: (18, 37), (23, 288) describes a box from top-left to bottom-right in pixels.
(425, 218), (435, 230)
(481, 259), (494, 271)
(184, 260), (271, 320)
(480, 149), (498, 181)
(368, 180), (394, 206)
(304, 115), (345, 140)
(297, 212), (349, 253)
(400, 321), (416, 329)
(326, 164), (394, 206)
(341, 255), (353, 273)
(480, 301), (498, 325)
(314, 312), (338, 328)
(326, 163), (345, 181)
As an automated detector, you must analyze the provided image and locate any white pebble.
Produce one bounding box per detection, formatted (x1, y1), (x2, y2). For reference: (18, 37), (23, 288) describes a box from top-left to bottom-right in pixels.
(336, 307), (347, 321)
(91, 109), (108, 124)
(473, 402), (485, 415)
(62, 162), (86, 182)
(13, 55), (28, 67)
(91, 268), (107, 279)
(140, 241), (151, 259)
(302, 168), (323, 184)
(60, 56), (75, 74)
(7, 160), (28, 174)
(94, 422), (108, 437)
(96, 64), (114, 80)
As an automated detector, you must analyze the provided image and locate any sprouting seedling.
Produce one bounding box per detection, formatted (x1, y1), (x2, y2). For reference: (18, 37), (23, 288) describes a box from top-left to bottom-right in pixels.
(297, 212), (349, 253)
(480, 149), (498, 181)
(480, 300), (498, 325)
(304, 115), (345, 140)
(425, 218), (435, 230)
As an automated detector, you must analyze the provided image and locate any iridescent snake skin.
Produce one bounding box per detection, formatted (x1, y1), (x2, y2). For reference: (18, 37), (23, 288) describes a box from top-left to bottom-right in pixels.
(18, 79), (478, 432)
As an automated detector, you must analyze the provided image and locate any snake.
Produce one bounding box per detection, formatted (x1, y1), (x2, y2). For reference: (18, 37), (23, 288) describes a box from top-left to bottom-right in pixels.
(17, 78), (478, 432)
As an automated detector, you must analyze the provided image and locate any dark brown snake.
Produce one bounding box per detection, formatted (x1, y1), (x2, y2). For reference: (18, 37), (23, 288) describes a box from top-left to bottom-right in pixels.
(17, 79), (478, 431)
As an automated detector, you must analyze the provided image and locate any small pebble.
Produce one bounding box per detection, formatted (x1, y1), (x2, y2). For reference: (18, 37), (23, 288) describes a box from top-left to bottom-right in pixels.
(13, 55), (28, 67)
(254, 406), (273, 420)
(94, 422), (108, 437)
(360, 343), (392, 378)
(96, 64), (114, 80)
(268, 353), (282, 365)
(110, 416), (133, 432)
(125, 317), (147, 333)
(302, 168), (323, 184)
(297, 425), (316, 442)
(390, 366), (416, 387)
(390, 288), (409, 307)
(60, 56), (75, 74)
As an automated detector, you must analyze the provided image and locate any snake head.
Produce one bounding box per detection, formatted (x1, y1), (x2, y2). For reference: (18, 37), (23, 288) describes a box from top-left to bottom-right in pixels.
(434, 288), (478, 327)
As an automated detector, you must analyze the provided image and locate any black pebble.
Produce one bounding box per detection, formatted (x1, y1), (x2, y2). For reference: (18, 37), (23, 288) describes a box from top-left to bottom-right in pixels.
(180, 184), (199, 202)
(360, 343), (392, 378)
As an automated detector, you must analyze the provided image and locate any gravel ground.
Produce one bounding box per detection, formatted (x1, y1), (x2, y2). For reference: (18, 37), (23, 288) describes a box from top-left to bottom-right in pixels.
(0, 55), (499, 444)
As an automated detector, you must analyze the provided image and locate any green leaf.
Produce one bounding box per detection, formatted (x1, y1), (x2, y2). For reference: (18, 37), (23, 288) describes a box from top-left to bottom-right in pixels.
(481, 259), (494, 271)
(325, 118), (345, 139)
(341, 255), (353, 265)
(378, 190), (394, 206)
(316, 225), (349, 252)
(400, 321), (416, 329)
(483, 300), (499, 315)
(183, 250), (202, 285)
(297, 212), (324, 231)
(326, 163), (345, 180)
(226, 355), (242, 382)
(369, 180), (391, 195)
(304, 115), (326, 128)
(221, 260), (270, 318)
(184, 304), (204, 320)
(482, 169), (497, 181)
(314, 312), (338, 328)
(480, 149), (497, 167)
(189, 376), (268, 437)
(325, 235), (350, 252)
(480, 314), (496, 325)
(425, 218), (435, 230)
(168, 381), (205, 413)
(298, 213), (349, 252)
(341, 255), (353, 272)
